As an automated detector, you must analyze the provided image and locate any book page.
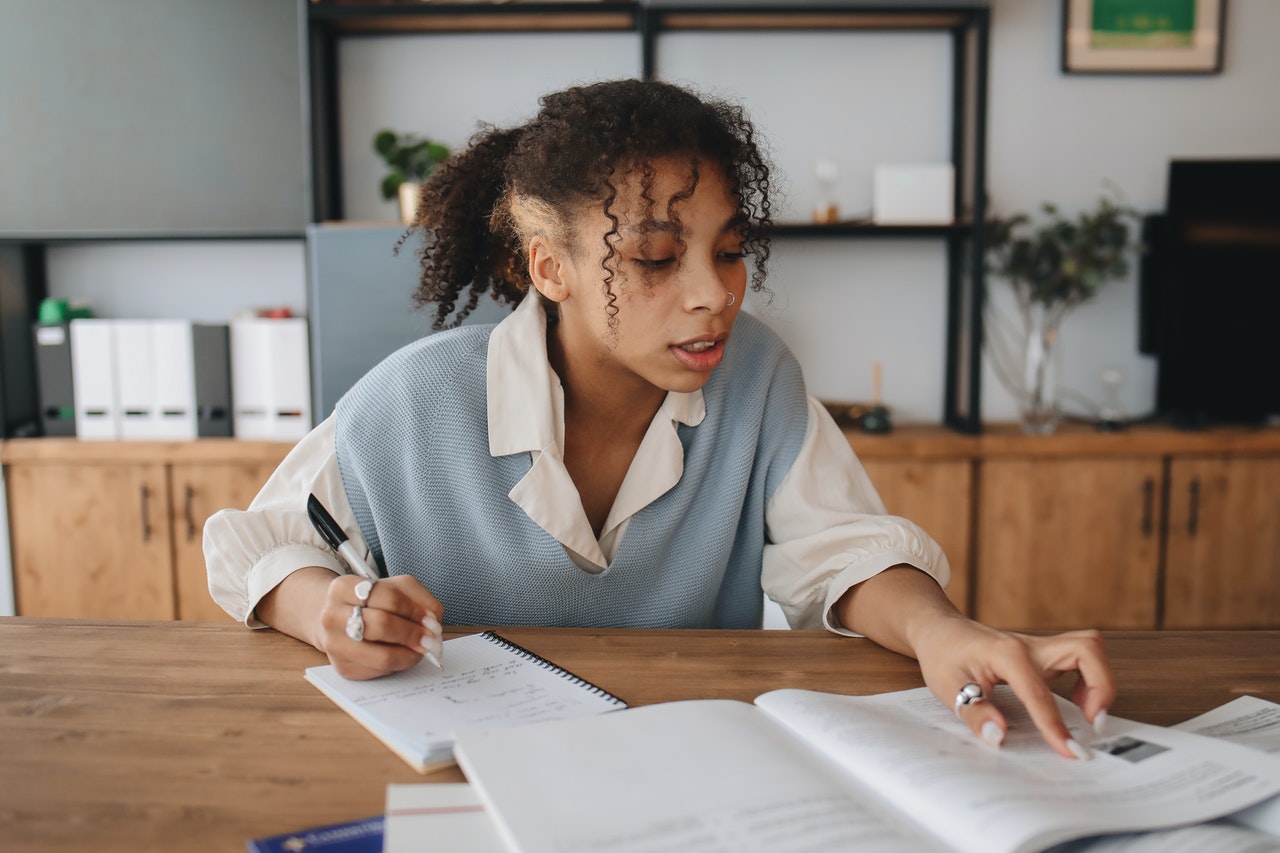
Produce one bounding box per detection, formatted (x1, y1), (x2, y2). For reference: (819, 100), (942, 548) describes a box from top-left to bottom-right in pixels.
(1175, 696), (1280, 755)
(1048, 822), (1280, 852)
(1174, 696), (1280, 838)
(454, 699), (947, 853)
(754, 687), (1280, 853)
(383, 783), (505, 853)
(305, 632), (624, 770)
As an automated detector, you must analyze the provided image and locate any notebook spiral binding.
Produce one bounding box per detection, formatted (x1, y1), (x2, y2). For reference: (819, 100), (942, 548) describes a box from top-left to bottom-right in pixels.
(480, 631), (626, 706)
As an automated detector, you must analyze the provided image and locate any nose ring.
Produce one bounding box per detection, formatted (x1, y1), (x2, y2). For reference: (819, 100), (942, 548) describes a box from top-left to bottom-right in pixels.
(726, 291), (736, 307)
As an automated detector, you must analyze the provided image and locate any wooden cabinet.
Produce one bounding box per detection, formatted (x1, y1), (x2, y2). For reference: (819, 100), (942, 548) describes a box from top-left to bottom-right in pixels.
(845, 423), (1280, 630)
(970, 426), (1280, 631)
(3, 440), (292, 620)
(860, 457), (973, 616)
(169, 459), (293, 621)
(7, 425), (1277, 628)
(6, 461), (174, 619)
(975, 457), (1163, 630)
(1164, 455), (1280, 629)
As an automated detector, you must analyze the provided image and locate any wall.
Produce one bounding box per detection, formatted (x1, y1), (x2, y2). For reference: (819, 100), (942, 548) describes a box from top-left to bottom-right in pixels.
(983, 0), (1280, 422)
(45, 239), (308, 321)
(38, 0), (1280, 424)
(0, 0), (307, 236)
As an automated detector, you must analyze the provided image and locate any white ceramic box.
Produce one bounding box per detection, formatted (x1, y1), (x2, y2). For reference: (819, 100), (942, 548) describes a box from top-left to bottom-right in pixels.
(872, 164), (955, 225)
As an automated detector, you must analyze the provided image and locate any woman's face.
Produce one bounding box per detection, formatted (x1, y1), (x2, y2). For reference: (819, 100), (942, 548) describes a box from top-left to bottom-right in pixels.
(538, 159), (749, 402)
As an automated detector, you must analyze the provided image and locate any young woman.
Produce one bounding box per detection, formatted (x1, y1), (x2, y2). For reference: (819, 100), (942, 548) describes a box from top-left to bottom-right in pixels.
(205, 79), (1112, 759)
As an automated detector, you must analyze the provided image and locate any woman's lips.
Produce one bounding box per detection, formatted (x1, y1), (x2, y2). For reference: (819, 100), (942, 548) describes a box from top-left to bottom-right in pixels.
(670, 337), (726, 371)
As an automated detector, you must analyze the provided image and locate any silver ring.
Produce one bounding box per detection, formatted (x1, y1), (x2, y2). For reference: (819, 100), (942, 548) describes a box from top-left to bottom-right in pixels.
(726, 291), (736, 307)
(354, 578), (375, 604)
(345, 604), (365, 642)
(954, 682), (985, 716)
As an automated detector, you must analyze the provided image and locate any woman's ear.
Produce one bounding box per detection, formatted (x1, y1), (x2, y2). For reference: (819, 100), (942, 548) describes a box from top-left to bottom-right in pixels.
(528, 236), (571, 304)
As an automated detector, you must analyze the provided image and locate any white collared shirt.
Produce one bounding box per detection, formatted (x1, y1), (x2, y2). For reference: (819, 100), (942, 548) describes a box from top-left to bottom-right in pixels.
(204, 295), (948, 634)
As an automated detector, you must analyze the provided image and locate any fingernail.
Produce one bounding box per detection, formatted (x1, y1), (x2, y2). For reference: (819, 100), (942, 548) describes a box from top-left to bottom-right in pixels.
(419, 634), (443, 658)
(1093, 710), (1109, 736)
(421, 614), (442, 637)
(1066, 738), (1093, 761)
(981, 721), (1005, 748)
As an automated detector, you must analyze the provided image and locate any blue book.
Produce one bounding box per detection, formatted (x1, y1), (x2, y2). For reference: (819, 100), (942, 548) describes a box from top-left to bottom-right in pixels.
(246, 815), (383, 853)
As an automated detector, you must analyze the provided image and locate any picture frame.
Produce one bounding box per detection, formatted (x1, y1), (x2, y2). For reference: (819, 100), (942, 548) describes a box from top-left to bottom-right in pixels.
(1062, 0), (1227, 74)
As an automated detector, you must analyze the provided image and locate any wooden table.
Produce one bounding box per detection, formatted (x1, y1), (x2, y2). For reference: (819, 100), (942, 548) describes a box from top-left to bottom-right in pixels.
(2, 619), (1278, 852)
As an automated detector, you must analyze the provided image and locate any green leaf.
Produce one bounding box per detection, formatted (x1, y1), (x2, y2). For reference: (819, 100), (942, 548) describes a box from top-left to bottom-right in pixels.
(380, 171), (405, 201)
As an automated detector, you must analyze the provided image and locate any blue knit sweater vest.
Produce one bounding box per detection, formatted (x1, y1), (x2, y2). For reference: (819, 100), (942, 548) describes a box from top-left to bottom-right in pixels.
(334, 312), (809, 628)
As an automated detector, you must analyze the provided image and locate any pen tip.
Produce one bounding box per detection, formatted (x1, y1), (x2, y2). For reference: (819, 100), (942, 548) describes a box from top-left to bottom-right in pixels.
(426, 652), (443, 671)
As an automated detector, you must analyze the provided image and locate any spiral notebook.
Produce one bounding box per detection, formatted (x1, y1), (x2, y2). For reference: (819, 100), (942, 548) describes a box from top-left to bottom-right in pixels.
(305, 631), (626, 773)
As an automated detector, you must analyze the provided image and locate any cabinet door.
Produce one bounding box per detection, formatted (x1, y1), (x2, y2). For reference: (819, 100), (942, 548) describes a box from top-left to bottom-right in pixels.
(861, 459), (972, 615)
(8, 462), (174, 619)
(976, 458), (1163, 631)
(170, 459), (288, 621)
(1164, 456), (1280, 628)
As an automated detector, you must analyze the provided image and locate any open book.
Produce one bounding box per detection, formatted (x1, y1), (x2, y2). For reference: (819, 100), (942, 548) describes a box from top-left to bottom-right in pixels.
(305, 631), (625, 773)
(453, 686), (1280, 853)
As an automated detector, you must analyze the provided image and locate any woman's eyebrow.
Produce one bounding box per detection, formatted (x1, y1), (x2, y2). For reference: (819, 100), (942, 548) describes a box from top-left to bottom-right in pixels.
(620, 212), (749, 238)
(619, 219), (679, 237)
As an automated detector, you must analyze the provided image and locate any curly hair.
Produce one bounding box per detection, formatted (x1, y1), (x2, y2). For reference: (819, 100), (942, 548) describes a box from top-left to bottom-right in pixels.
(408, 78), (774, 330)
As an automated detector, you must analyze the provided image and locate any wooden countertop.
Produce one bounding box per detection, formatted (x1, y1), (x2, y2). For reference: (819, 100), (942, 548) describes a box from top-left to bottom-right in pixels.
(842, 421), (1280, 460)
(3, 619), (1279, 853)
(3, 420), (1279, 466)
(0, 436), (297, 464)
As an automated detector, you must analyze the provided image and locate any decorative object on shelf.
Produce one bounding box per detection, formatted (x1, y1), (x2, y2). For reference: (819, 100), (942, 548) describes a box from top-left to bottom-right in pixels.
(984, 194), (1141, 435)
(1096, 364), (1128, 431)
(872, 164), (955, 225)
(813, 158), (840, 224)
(861, 361), (892, 434)
(1062, 0), (1227, 74)
(373, 129), (450, 225)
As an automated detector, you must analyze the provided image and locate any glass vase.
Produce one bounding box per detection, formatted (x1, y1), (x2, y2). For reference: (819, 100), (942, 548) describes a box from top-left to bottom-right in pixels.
(1021, 305), (1061, 435)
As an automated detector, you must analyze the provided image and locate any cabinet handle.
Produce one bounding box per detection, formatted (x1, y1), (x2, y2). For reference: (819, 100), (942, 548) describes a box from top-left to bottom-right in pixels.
(1141, 478), (1155, 536)
(184, 485), (197, 541)
(1187, 478), (1200, 537)
(139, 484), (153, 543)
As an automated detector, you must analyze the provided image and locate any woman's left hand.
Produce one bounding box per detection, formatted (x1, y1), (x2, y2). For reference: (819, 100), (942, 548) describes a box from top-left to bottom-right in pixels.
(913, 614), (1114, 759)
(838, 566), (1115, 759)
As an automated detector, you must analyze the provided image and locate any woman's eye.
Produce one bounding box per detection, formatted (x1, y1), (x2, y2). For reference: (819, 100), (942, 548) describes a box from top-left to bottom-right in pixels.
(718, 251), (747, 261)
(634, 257), (676, 269)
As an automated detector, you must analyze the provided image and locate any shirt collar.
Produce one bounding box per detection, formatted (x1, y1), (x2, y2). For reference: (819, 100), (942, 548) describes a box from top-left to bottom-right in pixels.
(487, 293), (706, 458)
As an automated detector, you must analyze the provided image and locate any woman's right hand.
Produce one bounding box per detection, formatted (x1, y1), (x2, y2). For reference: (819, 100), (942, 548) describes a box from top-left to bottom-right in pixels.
(318, 573), (445, 680)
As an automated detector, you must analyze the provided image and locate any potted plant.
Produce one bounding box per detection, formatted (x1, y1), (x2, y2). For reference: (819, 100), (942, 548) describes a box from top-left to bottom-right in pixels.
(373, 129), (450, 225)
(984, 195), (1141, 434)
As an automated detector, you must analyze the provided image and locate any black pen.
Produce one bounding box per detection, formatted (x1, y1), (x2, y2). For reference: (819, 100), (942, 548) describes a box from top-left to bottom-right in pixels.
(306, 493), (384, 582)
(307, 493), (442, 669)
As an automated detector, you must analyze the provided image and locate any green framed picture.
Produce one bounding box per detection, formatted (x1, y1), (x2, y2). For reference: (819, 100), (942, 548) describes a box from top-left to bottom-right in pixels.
(1062, 0), (1227, 73)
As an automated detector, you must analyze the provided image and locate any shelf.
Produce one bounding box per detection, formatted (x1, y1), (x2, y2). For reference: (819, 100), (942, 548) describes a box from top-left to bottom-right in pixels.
(654, 9), (974, 32)
(305, 1), (991, 433)
(307, 2), (640, 34)
(772, 221), (972, 238)
(0, 230), (306, 244)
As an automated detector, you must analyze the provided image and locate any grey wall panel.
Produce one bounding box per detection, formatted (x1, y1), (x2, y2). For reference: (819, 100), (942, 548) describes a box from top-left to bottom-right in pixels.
(306, 223), (513, 422)
(0, 0), (307, 236)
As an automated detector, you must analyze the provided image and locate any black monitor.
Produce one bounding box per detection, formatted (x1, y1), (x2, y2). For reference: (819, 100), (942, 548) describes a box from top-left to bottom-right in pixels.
(1139, 159), (1280, 427)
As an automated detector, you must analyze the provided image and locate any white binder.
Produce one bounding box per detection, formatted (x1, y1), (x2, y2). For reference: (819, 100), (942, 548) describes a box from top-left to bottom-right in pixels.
(231, 317), (311, 440)
(69, 319), (120, 440)
(71, 319), (232, 441)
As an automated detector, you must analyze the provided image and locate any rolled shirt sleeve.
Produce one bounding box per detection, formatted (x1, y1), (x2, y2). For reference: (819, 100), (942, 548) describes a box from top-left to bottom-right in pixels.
(203, 415), (372, 627)
(762, 397), (951, 634)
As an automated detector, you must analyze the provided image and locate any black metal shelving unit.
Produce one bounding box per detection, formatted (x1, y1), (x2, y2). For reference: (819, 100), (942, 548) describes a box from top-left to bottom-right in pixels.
(305, 1), (990, 433)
